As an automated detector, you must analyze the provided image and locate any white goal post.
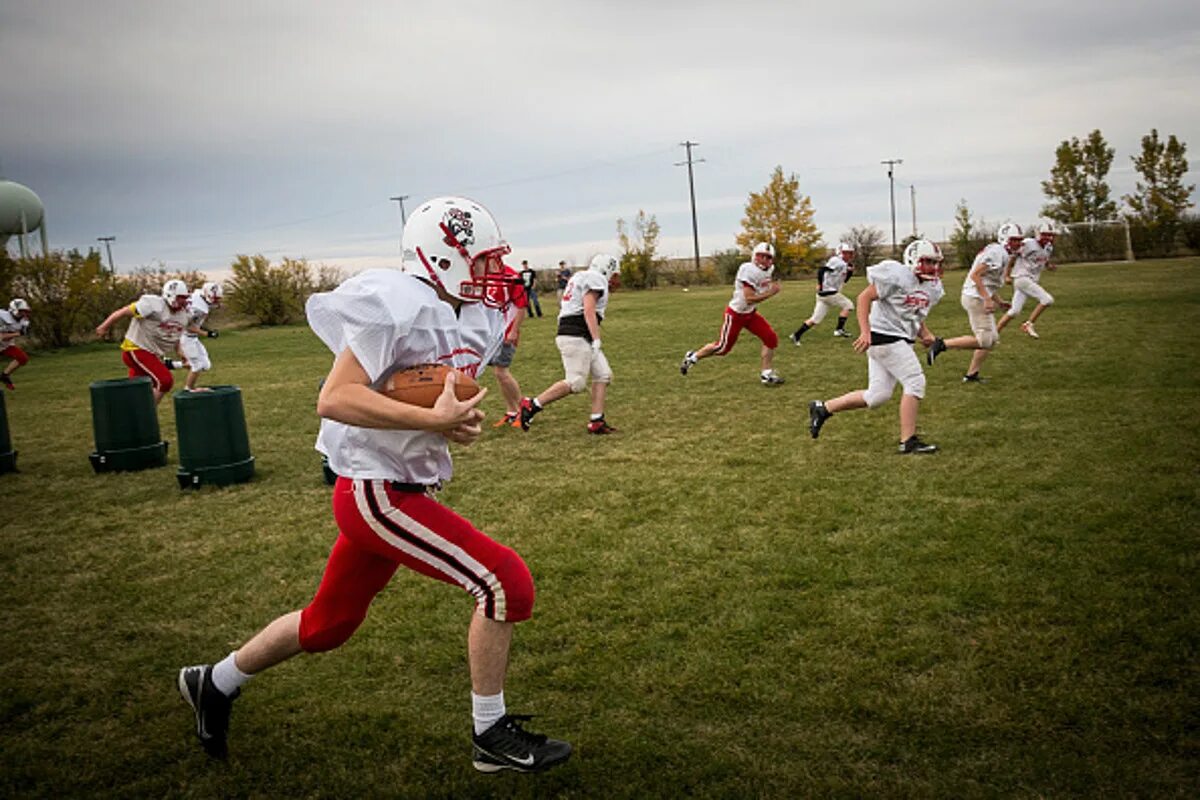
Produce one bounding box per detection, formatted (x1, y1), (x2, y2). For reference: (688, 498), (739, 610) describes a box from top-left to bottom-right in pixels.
(1057, 218), (1135, 262)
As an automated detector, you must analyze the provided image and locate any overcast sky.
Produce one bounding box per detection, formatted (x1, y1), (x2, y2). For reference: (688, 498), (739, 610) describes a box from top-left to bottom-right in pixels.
(2, 0), (1198, 275)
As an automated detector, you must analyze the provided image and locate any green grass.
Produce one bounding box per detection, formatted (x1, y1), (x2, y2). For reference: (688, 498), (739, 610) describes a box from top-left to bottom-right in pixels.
(1, 259), (1197, 798)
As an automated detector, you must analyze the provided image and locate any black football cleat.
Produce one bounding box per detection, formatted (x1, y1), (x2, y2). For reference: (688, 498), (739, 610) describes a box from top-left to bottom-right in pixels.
(926, 337), (946, 366)
(178, 664), (239, 758)
(808, 400), (831, 439)
(472, 714), (572, 774)
(898, 435), (938, 454)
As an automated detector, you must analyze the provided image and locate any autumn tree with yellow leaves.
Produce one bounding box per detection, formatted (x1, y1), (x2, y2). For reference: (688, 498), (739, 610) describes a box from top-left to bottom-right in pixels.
(736, 166), (823, 277)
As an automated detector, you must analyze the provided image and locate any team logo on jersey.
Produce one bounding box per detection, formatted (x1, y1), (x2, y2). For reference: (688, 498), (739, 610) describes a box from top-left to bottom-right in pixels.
(901, 291), (932, 310)
(442, 208), (475, 248)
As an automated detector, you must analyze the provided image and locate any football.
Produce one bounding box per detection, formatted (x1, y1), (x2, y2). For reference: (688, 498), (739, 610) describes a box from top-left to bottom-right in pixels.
(380, 364), (480, 408)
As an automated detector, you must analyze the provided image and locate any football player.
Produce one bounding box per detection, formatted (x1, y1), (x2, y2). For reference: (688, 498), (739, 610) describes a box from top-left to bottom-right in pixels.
(0, 298), (32, 390)
(997, 220), (1058, 339)
(680, 242), (785, 385)
(789, 241), (856, 344)
(926, 223), (1022, 382)
(486, 260), (530, 429)
(176, 196), (571, 774)
(808, 239), (946, 454)
(519, 253), (620, 434)
(95, 280), (191, 404)
(181, 281), (223, 391)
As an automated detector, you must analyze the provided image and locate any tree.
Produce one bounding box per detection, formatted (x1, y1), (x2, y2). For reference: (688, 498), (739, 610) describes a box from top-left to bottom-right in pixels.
(1123, 129), (1195, 254)
(1040, 129), (1117, 224)
(10, 250), (107, 347)
(736, 166), (823, 277)
(616, 210), (661, 289)
(948, 200), (993, 270)
(226, 254), (323, 325)
(841, 225), (885, 271)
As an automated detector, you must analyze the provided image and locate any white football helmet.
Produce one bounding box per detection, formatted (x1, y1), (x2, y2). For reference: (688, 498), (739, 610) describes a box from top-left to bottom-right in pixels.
(752, 242), (775, 257)
(162, 279), (190, 311)
(997, 222), (1024, 253)
(201, 281), (224, 305)
(903, 239), (944, 281)
(400, 196), (512, 306)
(588, 254), (619, 279)
(1036, 220), (1058, 245)
(8, 298), (30, 318)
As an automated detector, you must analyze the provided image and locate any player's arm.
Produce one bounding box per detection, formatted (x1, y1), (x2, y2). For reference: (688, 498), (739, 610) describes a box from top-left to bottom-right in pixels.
(969, 261), (998, 311)
(96, 304), (134, 336)
(317, 348), (486, 432)
(852, 283), (878, 354)
(917, 321), (935, 348)
(582, 291), (603, 347)
(741, 281), (779, 305)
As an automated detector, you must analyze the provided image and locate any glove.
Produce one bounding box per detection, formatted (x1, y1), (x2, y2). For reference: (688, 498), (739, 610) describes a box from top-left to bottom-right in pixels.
(591, 338), (602, 353)
(206, 330), (219, 338)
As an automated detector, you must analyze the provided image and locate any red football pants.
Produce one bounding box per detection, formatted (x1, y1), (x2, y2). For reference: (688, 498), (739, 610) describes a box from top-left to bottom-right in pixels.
(711, 307), (779, 354)
(122, 349), (174, 393)
(298, 478), (535, 653)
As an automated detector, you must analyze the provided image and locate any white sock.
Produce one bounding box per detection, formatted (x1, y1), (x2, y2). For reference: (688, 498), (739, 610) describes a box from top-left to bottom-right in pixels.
(590, 413), (603, 421)
(472, 691), (506, 735)
(211, 651), (252, 696)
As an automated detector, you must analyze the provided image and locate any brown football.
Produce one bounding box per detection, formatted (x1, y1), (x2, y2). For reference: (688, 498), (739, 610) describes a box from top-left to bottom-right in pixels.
(380, 364), (481, 408)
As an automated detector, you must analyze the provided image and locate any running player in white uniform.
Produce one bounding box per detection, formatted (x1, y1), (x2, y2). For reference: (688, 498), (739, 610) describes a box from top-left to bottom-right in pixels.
(926, 223), (1022, 382)
(95, 280), (191, 404)
(997, 221), (1057, 339)
(0, 299), (32, 390)
(180, 282), (224, 390)
(680, 242), (784, 385)
(519, 253), (620, 434)
(808, 240), (946, 454)
(176, 197), (572, 774)
(789, 242), (856, 344)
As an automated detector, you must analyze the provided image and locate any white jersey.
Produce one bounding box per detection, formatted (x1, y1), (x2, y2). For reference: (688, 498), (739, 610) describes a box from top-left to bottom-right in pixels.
(1011, 238), (1053, 282)
(307, 270), (505, 484)
(558, 270), (610, 320)
(124, 294), (189, 357)
(817, 255), (852, 295)
(962, 243), (1011, 300)
(0, 309), (29, 336)
(185, 290), (210, 336)
(867, 260), (944, 341)
(729, 261), (775, 314)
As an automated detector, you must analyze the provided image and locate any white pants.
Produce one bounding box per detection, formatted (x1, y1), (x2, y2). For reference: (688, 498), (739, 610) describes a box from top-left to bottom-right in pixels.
(555, 336), (612, 393)
(810, 292), (853, 324)
(1009, 276), (1054, 315)
(863, 340), (926, 408)
(179, 334), (211, 372)
(961, 295), (999, 349)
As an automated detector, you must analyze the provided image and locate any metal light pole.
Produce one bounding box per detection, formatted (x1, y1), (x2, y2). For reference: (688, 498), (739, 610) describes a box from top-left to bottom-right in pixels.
(389, 195), (410, 227)
(881, 159), (903, 255)
(675, 141), (705, 273)
(97, 236), (116, 272)
(910, 184), (917, 237)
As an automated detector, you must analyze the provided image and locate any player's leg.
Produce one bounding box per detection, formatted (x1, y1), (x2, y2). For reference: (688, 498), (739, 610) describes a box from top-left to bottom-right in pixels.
(791, 297), (824, 344)
(124, 349), (174, 403)
(521, 337), (580, 428)
(683, 310), (740, 373)
(586, 349), (615, 433)
(1, 346), (27, 388)
(746, 313), (783, 384)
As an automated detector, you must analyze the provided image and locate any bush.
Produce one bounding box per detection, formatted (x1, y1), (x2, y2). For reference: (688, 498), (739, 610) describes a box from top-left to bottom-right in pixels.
(710, 248), (745, 283)
(225, 255), (344, 325)
(618, 252), (659, 290)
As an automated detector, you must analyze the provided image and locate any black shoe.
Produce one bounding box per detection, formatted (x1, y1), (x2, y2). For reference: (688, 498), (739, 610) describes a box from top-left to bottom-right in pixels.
(518, 397), (540, 431)
(926, 337), (946, 366)
(472, 714), (572, 774)
(0, 373), (13, 390)
(961, 372), (985, 383)
(680, 351), (696, 376)
(178, 664), (238, 758)
(898, 435), (938, 454)
(789, 331), (803, 347)
(587, 418), (617, 434)
(808, 400), (831, 439)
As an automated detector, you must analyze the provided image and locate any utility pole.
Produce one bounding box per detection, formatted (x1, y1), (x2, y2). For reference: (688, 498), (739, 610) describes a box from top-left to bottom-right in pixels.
(97, 236), (116, 273)
(881, 159), (903, 255)
(910, 184), (917, 237)
(389, 195), (410, 227)
(675, 141), (705, 273)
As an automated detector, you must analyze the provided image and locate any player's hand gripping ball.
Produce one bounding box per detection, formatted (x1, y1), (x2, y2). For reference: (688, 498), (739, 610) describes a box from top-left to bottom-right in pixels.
(381, 364), (480, 408)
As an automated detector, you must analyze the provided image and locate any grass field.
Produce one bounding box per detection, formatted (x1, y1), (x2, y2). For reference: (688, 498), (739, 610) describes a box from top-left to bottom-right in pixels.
(1, 258), (1197, 798)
